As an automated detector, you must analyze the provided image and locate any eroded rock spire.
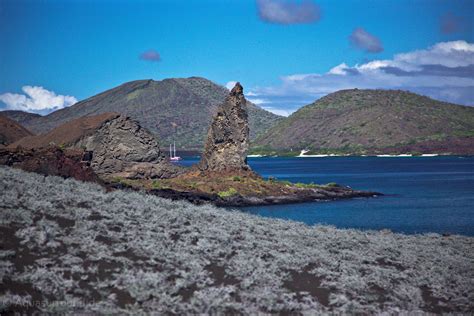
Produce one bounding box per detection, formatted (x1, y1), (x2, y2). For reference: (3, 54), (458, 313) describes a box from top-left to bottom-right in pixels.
(198, 82), (251, 172)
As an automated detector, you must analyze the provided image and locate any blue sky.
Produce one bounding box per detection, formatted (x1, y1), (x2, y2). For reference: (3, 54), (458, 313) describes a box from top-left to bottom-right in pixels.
(0, 0), (473, 115)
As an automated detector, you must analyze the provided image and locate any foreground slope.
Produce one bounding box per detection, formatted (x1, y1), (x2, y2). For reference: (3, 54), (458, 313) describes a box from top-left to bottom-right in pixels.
(1, 167), (472, 314)
(20, 77), (282, 149)
(255, 89), (474, 154)
(0, 115), (33, 146)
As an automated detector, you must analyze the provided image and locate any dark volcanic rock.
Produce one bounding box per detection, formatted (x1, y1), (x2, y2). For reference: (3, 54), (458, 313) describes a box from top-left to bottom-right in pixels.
(75, 115), (182, 179)
(198, 83), (251, 172)
(0, 147), (100, 183)
(148, 185), (381, 207)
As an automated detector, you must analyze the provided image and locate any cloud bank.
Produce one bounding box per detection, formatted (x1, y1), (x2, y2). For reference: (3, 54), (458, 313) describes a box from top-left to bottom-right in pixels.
(249, 41), (474, 113)
(140, 50), (161, 62)
(0, 86), (77, 113)
(349, 28), (383, 53)
(257, 0), (321, 25)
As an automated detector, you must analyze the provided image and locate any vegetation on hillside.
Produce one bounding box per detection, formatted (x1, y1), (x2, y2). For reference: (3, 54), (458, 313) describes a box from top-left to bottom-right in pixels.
(1, 166), (472, 314)
(255, 89), (474, 154)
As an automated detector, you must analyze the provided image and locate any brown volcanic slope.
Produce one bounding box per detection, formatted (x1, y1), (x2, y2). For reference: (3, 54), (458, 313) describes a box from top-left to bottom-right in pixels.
(11, 112), (119, 149)
(21, 77), (282, 149)
(0, 110), (41, 126)
(255, 89), (474, 154)
(0, 115), (34, 146)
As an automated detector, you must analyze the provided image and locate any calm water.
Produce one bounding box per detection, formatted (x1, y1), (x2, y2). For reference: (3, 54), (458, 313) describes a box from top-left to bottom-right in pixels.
(179, 156), (474, 236)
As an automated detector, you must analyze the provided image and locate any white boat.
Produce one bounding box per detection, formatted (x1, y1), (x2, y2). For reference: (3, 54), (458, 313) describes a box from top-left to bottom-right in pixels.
(247, 154), (263, 158)
(169, 141), (182, 161)
(421, 154), (438, 157)
(297, 149), (330, 157)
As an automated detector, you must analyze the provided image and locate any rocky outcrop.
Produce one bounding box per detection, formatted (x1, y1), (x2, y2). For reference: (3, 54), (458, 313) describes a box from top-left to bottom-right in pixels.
(76, 116), (184, 179)
(9, 113), (183, 179)
(197, 82), (251, 173)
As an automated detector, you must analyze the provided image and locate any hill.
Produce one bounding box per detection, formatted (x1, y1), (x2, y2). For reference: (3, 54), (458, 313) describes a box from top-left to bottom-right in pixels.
(254, 89), (474, 155)
(20, 77), (282, 149)
(0, 114), (34, 146)
(11, 112), (120, 149)
(0, 110), (41, 126)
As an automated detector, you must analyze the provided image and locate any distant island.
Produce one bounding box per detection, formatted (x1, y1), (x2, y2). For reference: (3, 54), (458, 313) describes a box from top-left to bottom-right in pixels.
(252, 89), (474, 156)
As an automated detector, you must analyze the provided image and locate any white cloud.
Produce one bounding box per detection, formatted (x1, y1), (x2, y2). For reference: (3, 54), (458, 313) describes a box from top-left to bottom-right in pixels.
(251, 41), (474, 109)
(225, 81), (238, 90)
(262, 106), (293, 117)
(328, 63), (350, 75)
(393, 41), (474, 68)
(247, 98), (269, 105)
(0, 86), (77, 113)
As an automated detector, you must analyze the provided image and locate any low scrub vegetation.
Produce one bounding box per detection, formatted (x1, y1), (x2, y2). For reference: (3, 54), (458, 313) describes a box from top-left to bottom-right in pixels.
(0, 166), (473, 314)
(217, 187), (238, 198)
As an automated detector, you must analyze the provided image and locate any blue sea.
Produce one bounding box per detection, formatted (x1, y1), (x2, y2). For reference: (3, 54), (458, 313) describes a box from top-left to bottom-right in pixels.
(179, 156), (474, 236)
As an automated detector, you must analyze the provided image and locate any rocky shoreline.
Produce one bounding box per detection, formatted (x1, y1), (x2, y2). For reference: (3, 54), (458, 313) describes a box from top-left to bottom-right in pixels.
(147, 186), (380, 207)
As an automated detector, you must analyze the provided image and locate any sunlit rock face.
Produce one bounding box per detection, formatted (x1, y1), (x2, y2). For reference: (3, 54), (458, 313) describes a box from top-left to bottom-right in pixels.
(77, 115), (183, 179)
(198, 83), (251, 172)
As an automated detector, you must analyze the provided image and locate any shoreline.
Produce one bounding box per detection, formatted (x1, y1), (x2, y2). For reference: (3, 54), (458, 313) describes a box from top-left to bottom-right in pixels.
(146, 186), (381, 207)
(109, 178), (382, 207)
(245, 153), (468, 158)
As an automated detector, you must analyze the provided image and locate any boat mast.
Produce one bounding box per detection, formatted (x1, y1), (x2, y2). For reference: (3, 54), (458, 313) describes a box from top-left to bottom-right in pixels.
(173, 141), (176, 157)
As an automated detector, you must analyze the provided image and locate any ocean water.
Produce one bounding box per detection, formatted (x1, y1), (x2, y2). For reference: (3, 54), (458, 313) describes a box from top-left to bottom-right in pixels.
(178, 156), (474, 236)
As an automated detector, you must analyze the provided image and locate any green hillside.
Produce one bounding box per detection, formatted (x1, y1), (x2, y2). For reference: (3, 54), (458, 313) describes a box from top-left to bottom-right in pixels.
(254, 89), (474, 155)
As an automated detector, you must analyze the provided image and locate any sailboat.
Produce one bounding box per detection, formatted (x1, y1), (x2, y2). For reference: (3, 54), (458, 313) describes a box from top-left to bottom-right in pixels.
(169, 141), (182, 161)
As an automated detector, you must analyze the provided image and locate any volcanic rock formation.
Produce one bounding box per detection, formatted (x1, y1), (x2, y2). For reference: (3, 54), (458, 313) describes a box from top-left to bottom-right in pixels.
(197, 82), (251, 173)
(79, 115), (183, 179)
(9, 113), (182, 179)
